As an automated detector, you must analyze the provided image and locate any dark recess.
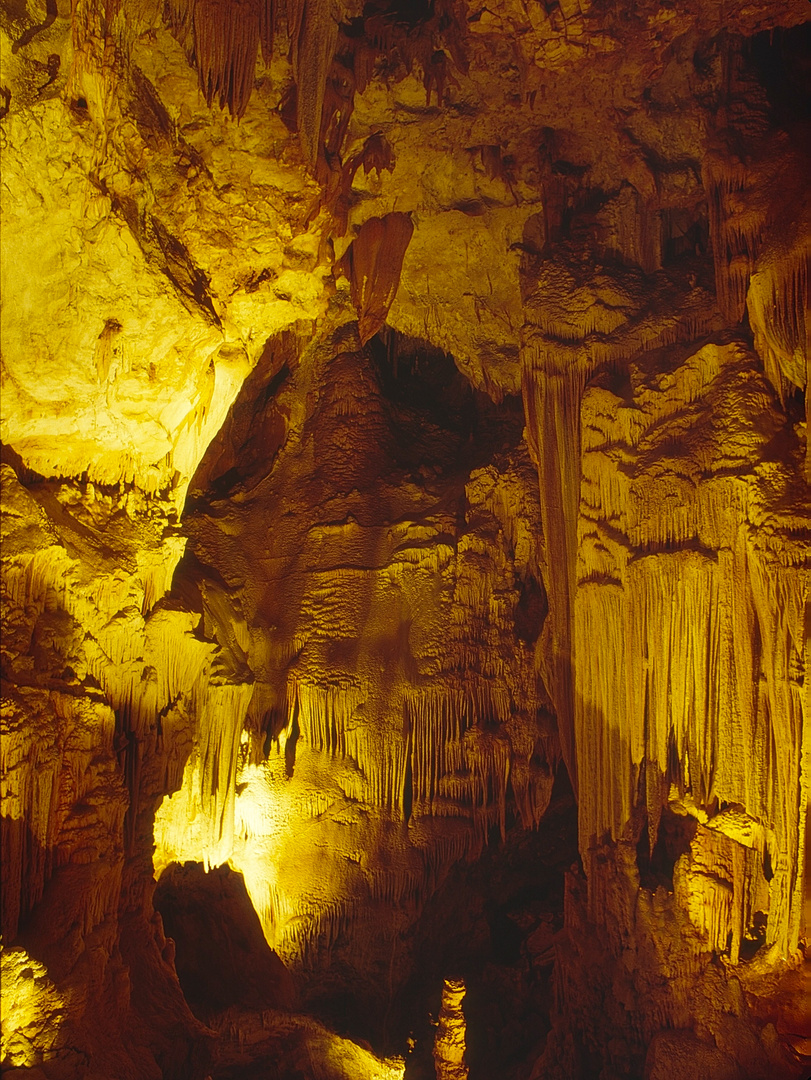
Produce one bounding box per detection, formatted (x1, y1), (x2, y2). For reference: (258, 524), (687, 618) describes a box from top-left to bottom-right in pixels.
(154, 862), (296, 1021)
(636, 804), (698, 892)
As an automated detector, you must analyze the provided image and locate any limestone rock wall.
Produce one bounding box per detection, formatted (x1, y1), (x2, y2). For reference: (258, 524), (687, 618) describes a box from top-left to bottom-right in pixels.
(152, 322), (557, 1017)
(0, 463), (216, 1077)
(1, 0), (809, 1076)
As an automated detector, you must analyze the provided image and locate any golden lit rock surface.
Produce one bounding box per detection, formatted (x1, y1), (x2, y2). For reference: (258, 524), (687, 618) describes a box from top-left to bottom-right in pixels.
(433, 977), (469, 1080)
(1, 0), (809, 1077)
(151, 323), (556, 1002)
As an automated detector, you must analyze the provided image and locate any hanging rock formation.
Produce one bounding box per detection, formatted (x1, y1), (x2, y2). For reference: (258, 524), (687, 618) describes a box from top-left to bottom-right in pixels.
(339, 213), (415, 344)
(1, 0), (809, 1078)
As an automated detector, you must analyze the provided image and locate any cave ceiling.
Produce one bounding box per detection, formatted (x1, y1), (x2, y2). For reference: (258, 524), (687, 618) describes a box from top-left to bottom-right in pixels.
(1, 0), (810, 1078)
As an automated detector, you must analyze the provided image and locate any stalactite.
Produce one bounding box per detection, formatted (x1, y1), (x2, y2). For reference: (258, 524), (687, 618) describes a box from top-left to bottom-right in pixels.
(192, 0), (261, 119)
(435, 0), (468, 77)
(164, 0), (194, 51)
(154, 680), (254, 869)
(353, 130), (395, 180)
(320, 56), (356, 164)
(259, 0), (275, 62)
(521, 263), (721, 793)
(69, 0), (115, 66)
(328, 132), (395, 236)
(572, 340), (808, 955)
(2, 694), (62, 941)
(407, 688), (469, 816)
(601, 184), (661, 273)
(85, 608), (212, 742)
(281, 670), (542, 861)
(0, 687), (125, 943)
(197, 682), (255, 856)
(509, 752), (556, 830)
(703, 159), (767, 326)
(2, 513), (218, 872)
(294, 0), (338, 164)
(747, 249), (809, 403)
(285, 0), (306, 70)
(350, 34), (379, 96)
(162, 0), (465, 176)
(138, 534), (188, 615)
(338, 212), (414, 344)
(424, 49), (456, 107)
(311, 0), (466, 176)
(290, 678), (363, 759)
(161, 0), (281, 136)
(521, 358), (585, 794)
(464, 729), (511, 842)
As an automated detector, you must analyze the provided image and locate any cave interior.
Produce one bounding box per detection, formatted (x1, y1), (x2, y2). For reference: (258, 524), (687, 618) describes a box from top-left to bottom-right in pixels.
(0, 0), (810, 1078)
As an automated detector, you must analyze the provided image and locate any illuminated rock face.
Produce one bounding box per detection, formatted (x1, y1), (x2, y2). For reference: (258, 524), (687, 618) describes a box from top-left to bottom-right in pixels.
(1, 1), (809, 1078)
(433, 978), (469, 1080)
(149, 324), (805, 1077)
(151, 325), (557, 1032)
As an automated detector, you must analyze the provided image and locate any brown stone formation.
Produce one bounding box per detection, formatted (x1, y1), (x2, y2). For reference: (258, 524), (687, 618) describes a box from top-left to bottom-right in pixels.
(0, 0), (809, 1078)
(433, 977), (469, 1080)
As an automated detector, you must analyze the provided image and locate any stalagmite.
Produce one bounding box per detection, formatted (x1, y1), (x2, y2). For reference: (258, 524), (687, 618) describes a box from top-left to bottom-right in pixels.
(433, 977), (469, 1080)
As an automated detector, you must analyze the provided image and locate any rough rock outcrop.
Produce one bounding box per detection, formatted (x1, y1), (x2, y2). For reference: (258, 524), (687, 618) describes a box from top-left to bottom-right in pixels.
(1, 0), (809, 1077)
